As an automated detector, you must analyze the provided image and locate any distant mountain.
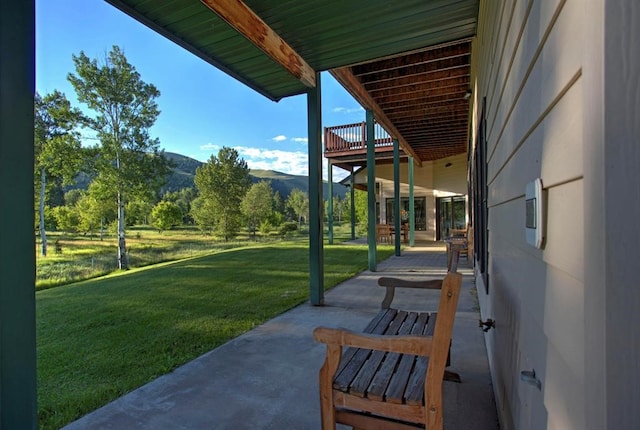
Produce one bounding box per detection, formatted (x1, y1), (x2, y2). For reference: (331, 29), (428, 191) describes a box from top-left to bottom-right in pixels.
(163, 152), (348, 200)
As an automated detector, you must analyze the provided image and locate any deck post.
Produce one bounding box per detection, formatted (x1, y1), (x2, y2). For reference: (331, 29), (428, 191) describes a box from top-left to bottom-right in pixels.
(0, 1), (37, 428)
(393, 139), (401, 256)
(327, 162), (333, 245)
(307, 71), (324, 305)
(366, 110), (377, 271)
(409, 156), (415, 246)
(350, 166), (356, 240)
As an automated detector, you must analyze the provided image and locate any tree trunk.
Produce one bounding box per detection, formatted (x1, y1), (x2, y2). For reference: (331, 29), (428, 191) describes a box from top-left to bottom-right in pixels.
(39, 168), (47, 256)
(117, 191), (128, 269)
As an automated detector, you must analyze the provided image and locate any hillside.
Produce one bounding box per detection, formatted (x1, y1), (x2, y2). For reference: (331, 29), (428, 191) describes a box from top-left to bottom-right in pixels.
(164, 152), (348, 200)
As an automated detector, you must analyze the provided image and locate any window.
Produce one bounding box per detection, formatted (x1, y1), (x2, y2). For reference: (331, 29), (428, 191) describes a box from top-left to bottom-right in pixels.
(472, 98), (489, 292)
(385, 197), (427, 230)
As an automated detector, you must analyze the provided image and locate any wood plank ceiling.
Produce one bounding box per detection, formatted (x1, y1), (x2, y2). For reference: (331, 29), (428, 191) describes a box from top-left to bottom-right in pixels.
(332, 40), (472, 162)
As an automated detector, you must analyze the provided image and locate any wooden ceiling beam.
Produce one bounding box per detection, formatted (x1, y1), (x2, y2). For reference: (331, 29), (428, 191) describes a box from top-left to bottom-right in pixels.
(386, 100), (469, 113)
(399, 126), (468, 137)
(403, 133), (468, 143)
(398, 123), (466, 132)
(330, 67), (423, 166)
(413, 145), (467, 154)
(351, 43), (471, 76)
(378, 93), (469, 110)
(368, 76), (470, 98)
(376, 85), (469, 106)
(389, 112), (469, 125)
(386, 106), (470, 120)
(201, 0), (316, 87)
(364, 67), (470, 92)
(390, 113), (470, 127)
(356, 56), (470, 85)
(411, 140), (466, 147)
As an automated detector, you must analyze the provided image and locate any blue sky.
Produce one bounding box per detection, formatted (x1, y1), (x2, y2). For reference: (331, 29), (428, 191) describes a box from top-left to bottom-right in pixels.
(35, 0), (364, 180)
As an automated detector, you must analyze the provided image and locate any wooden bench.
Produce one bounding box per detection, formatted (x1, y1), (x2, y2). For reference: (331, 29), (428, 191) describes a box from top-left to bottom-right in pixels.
(313, 271), (462, 430)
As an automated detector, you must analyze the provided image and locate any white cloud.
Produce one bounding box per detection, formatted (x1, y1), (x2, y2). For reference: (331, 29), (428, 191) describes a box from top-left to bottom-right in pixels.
(291, 137), (308, 144)
(271, 135), (287, 142)
(235, 146), (308, 176)
(199, 142), (220, 151)
(191, 145), (350, 182)
(332, 106), (364, 114)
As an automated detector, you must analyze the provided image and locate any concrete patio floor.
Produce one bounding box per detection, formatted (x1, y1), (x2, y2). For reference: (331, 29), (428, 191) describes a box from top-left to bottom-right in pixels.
(64, 243), (499, 429)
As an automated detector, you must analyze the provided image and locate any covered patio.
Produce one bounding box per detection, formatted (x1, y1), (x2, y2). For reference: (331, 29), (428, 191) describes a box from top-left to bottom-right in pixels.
(63, 245), (498, 429)
(3, 0), (488, 427)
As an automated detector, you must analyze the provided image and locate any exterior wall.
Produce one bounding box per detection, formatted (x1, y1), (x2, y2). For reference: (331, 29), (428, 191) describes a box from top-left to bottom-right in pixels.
(355, 153), (468, 240)
(432, 153), (468, 196)
(601, 2), (640, 428)
(471, 0), (587, 428)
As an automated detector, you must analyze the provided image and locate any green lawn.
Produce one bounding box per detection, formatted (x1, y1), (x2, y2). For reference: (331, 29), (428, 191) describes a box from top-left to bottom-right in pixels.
(36, 224), (358, 290)
(37, 240), (393, 429)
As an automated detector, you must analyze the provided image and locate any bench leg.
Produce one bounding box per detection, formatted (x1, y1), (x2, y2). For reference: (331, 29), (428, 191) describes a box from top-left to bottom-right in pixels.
(444, 370), (461, 383)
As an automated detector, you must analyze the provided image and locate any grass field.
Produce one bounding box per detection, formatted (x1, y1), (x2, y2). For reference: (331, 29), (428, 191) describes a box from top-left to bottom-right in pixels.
(36, 226), (393, 429)
(35, 225), (345, 290)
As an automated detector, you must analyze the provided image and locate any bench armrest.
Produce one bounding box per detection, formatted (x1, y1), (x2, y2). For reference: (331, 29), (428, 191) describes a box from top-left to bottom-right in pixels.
(377, 277), (443, 309)
(313, 326), (433, 357)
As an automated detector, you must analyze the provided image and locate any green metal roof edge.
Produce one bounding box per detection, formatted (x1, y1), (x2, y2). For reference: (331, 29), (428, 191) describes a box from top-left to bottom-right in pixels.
(105, 0), (309, 102)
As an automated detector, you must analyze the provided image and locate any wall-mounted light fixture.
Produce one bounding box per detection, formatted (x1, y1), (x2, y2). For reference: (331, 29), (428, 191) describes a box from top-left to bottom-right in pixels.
(463, 89), (472, 100)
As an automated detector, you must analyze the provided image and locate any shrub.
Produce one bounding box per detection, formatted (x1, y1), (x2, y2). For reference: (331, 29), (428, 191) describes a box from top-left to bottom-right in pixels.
(278, 221), (298, 237)
(259, 219), (272, 235)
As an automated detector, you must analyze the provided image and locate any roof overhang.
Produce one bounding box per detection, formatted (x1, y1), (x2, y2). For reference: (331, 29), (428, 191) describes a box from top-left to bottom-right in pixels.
(105, 0), (479, 161)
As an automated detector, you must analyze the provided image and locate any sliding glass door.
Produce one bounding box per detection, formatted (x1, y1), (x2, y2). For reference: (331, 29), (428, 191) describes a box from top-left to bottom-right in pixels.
(436, 196), (466, 239)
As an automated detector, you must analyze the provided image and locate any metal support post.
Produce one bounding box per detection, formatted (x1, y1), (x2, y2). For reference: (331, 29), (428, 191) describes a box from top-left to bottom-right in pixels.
(393, 139), (401, 256)
(366, 110), (377, 271)
(0, 1), (37, 427)
(409, 156), (415, 246)
(307, 72), (324, 305)
(327, 162), (333, 245)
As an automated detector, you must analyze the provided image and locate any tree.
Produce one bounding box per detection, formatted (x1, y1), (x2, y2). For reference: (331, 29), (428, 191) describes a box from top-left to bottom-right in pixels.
(194, 147), (251, 241)
(64, 189), (84, 207)
(68, 46), (171, 269)
(270, 190), (286, 226)
(76, 178), (117, 240)
(241, 181), (274, 239)
(286, 188), (309, 228)
(126, 198), (154, 226)
(354, 189), (369, 235)
(151, 201), (183, 232)
(190, 196), (216, 234)
(163, 187), (197, 224)
(51, 205), (80, 233)
(34, 91), (83, 256)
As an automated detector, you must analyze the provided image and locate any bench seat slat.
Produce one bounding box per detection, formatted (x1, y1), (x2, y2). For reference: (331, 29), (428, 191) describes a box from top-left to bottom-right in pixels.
(349, 311), (409, 397)
(367, 312), (420, 401)
(404, 315), (439, 404)
(333, 309), (397, 391)
(383, 312), (432, 403)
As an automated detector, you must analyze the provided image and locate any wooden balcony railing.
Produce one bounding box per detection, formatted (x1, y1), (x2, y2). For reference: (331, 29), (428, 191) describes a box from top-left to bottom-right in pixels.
(324, 121), (393, 157)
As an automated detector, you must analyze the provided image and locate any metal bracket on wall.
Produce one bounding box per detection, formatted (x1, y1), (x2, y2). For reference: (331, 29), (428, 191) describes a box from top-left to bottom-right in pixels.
(478, 318), (495, 332)
(520, 369), (542, 391)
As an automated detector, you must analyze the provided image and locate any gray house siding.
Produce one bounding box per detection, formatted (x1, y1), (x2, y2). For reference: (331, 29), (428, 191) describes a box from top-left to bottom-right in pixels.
(472, 0), (586, 428)
(473, 0), (639, 429)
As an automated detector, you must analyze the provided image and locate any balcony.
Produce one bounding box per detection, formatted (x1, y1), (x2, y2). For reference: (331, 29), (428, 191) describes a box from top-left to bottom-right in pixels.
(324, 121), (406, 168)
